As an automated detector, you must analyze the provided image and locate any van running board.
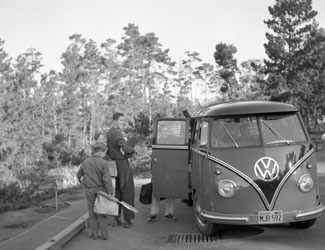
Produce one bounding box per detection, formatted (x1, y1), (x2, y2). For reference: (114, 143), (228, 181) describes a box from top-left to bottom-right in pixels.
(166, 233), (218, 244)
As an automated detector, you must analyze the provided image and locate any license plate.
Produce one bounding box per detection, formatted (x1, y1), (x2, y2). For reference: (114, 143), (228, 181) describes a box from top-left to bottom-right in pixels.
(258, 210), (283, 224)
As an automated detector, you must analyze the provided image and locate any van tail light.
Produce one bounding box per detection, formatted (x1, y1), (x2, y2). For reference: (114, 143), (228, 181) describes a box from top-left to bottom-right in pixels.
(297, 174), (313, 193)
(218, 179), (238, 198)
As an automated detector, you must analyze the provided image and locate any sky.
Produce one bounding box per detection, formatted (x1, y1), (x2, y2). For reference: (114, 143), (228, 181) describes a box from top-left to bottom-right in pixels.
(0, 0), (325, 73)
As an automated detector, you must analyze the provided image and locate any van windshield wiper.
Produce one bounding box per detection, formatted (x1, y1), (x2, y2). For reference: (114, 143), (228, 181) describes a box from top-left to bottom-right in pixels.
(261, 120), (291, 145)
(266, 139), (293, 145)
(221, 123), (239, 148)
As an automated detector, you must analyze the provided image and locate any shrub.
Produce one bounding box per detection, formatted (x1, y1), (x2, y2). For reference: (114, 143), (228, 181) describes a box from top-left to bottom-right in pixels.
(0, 182), (55, 213)
(47, 166), (80, 190)
(0, 163), (19, 188)
(130, 143), (151, 177)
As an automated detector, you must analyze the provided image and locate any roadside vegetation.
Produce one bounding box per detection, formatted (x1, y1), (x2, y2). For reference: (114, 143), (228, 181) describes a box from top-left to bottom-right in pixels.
(0, 0), (325, 213)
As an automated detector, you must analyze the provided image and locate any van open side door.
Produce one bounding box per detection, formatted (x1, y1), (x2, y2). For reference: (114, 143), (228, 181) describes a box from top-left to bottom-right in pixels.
(151, 118), (190, 199)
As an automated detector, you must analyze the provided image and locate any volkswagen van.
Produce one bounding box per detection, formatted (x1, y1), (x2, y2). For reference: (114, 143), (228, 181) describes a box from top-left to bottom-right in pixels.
(151, 100), (325, 235)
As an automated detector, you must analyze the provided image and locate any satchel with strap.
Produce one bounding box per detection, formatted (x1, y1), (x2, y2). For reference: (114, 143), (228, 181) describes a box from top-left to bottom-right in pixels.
(103, 130), (117, 177)
(94, 193), (119, 216)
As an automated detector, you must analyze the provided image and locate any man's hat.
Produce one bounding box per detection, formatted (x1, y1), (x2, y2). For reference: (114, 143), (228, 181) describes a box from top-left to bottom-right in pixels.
(91, 142), (107, 153)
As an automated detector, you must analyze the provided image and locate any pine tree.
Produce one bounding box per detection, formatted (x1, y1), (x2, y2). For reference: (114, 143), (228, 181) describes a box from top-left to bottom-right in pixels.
(213, 42), (238, 100)
(263, 0), (318, 103)
(3, 48), (44, 183)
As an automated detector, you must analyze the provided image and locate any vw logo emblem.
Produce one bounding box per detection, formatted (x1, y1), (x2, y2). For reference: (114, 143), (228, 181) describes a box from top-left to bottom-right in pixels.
(254, 157), (279, 181)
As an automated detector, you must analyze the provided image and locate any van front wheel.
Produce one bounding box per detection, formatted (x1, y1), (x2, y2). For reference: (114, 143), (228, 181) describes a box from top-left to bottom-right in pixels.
(289, 218), (317, 229)
(193, 195), (219, 236)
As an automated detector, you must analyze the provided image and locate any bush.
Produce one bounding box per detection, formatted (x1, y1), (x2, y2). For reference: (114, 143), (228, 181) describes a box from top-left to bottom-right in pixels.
(130, 143), (151, 177)
(43, 134), (88, 168)
(1, 183), (21, 203)
(0, 163), (19, 188)
(0, 182), (56, 213)
(48, 166), (80, 190)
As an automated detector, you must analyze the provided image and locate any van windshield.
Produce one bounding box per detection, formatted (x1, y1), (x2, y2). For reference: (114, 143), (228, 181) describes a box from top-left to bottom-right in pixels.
(260, 113), (306, 145)
(211, 117), (260, 148)
(211, 113), (306, 148)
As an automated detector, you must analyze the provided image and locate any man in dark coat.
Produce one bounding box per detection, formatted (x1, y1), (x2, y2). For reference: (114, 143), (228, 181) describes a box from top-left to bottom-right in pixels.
(77, 142), (114, 240)
(107, 112), (136, 228)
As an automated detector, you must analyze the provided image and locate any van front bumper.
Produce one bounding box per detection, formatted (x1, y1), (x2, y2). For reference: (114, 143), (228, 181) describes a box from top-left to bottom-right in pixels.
(198, 203), (325, 225)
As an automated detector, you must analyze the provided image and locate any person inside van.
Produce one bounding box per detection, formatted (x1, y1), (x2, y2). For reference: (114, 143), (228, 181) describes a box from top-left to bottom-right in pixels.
(157, 125), (171, 144)
(237, 121), (262, 146)
(238, 123), (252, 141)
(157, 123), (184, 145)
(211, 121), (229, 147)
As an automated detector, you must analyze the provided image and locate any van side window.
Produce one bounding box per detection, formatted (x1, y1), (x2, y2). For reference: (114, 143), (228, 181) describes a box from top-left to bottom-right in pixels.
(193, 121), (208, 146)
(199, 121), (208, 146)
(192, 121), (200, 145)
(157, 120), (187, 145)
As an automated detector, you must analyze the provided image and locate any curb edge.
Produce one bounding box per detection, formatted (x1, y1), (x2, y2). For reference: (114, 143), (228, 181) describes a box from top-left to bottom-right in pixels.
(34, 213), (89, 250)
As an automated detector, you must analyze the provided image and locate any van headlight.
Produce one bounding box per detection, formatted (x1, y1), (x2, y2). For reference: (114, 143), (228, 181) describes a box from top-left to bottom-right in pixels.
(297, 174), (313, 192)
(218, 179), (237, 198)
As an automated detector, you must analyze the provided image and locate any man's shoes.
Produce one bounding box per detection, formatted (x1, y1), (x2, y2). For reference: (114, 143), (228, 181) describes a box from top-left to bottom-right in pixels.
(111, 218), (122, 227)
(89, 232), (98, 240)
(146, 214), (157, 224)
(123, 219), (133, 228)
(164, 214), (177, 222)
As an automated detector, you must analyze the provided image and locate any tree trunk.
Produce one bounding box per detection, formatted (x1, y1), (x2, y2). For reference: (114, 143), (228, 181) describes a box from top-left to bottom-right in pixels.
(53, 100), (58, 135)
(90, 105), (94, 144)
(83, 117), (87, 148)
(41, 102), (45, 138)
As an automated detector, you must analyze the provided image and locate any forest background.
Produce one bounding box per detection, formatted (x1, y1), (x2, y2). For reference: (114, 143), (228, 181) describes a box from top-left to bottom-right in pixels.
(0, 0), (325, 212)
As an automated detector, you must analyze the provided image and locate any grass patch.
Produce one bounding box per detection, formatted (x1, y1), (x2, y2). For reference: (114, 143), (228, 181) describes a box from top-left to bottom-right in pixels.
(64, 194), (84, 201)
(58, 185), (83, 195)
(3, 221), (28, 229)
(34, 202), (70, 213)
(0, 237), (11, 243)
(34, 207), (57, 213)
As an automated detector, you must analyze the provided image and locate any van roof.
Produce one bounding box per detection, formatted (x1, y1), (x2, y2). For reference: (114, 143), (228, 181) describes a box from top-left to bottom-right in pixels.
(190, 101), (298, 118)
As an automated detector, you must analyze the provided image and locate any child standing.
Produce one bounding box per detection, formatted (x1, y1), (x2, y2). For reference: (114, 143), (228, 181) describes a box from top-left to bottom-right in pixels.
(77, 142), (114, 240)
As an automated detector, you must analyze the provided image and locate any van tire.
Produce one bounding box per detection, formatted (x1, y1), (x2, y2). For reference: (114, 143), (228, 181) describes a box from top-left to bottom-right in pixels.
(193, 194), (219, 236)
(289, 218), (317, 229)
